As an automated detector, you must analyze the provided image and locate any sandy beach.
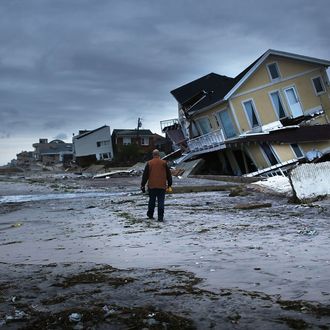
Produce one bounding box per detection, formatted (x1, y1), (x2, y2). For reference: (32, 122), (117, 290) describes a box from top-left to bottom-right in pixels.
(0, 173), (330, 329)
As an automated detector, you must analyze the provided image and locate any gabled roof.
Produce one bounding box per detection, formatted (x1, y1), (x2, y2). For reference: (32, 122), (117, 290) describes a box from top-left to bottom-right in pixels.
(75, 125), (109, 140)
(112, 129), (153, 137)
(224, 49), (330, 100)
(171, 50), (330, 114)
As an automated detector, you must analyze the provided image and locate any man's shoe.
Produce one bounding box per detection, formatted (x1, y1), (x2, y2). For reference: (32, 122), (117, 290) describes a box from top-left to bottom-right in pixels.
(158, 218), (164, 222)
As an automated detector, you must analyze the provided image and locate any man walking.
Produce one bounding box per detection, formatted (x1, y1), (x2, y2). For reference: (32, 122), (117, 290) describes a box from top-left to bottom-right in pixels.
(141, 149), (172, 222)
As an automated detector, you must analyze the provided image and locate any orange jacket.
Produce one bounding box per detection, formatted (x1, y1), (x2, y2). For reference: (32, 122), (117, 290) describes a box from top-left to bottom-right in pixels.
(141, 157), (172, 189)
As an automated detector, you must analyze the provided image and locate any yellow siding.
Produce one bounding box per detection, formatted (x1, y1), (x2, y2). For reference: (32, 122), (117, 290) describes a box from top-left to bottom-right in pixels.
(272, 144), (294, 161)
(300, 141), (330, 154)
(237, 55), (321, 94)
(230, 63), (330, 133)
(246, 144), (268, 168)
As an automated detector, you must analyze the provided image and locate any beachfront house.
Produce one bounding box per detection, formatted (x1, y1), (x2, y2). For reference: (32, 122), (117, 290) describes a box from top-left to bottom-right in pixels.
(162, 49), (330, 176)
(33, 138), (73, 166)
(73, 125), (114, 166)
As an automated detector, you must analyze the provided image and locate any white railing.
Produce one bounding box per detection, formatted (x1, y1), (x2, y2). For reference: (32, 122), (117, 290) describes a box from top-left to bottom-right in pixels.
(244, 159), (299, 177)
(187, 129), (225, 153)
(160, 118), (179, 131)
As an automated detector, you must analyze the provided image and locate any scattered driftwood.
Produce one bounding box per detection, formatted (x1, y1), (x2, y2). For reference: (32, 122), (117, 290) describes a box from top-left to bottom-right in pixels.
(93, 170), (136, 179)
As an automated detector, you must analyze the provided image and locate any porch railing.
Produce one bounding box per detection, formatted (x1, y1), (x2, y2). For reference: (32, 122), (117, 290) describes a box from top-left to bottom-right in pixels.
(160, 118), (179, 131)
(187, 129), (225, 153)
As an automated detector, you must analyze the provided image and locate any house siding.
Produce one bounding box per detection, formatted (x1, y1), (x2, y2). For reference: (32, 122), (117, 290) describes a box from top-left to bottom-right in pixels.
(73, 126), (113, 160)
(230, 62), (330, 134)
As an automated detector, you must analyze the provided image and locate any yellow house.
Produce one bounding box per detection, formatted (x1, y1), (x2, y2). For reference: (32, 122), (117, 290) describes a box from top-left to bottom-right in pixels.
(164, 49), (330, 176)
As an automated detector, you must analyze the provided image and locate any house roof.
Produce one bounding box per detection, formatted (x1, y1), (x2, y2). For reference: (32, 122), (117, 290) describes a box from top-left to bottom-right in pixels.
(171, 50), (330, 115)
(112, 129), (153, 137)
(224, 49), (330, 100)
(170, 73), (235, 115)
(226, 124), (330, 146)
(75, 125), (109, 140)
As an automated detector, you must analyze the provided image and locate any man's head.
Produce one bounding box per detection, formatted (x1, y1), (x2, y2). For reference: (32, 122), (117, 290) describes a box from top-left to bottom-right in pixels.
(152, 149), (160, 158)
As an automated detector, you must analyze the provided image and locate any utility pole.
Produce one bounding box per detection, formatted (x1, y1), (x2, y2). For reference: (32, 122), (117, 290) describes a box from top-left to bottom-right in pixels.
(137, 117), (142, 145)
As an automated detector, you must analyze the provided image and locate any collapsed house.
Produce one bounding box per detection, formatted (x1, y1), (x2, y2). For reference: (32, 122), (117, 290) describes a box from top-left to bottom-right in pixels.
(162, 49), (330, 177)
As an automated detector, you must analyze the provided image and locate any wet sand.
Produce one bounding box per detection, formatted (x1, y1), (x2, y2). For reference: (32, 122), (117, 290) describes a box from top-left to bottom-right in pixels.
(0, 173), (330, 329)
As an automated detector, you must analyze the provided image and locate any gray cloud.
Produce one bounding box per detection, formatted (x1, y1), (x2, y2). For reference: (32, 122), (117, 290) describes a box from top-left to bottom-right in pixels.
(0, 0), (329, 164)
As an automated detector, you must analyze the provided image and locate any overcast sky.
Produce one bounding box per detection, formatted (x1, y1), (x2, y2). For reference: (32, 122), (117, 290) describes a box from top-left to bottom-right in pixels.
(0, 0), (329, 165)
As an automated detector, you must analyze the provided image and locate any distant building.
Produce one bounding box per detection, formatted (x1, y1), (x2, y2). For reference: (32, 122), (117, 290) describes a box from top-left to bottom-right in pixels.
(16, 151), (35, 168)
(73, 125), (114, 166)
(112, 129), (171, 157)
(33, 139), (73, 166)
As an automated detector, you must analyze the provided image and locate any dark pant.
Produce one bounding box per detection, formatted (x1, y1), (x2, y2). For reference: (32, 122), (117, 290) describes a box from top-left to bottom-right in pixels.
(147, 188), (166, 220)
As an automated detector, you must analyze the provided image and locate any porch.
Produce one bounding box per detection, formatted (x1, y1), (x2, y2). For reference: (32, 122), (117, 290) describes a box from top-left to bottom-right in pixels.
(187, 129), (226, 154)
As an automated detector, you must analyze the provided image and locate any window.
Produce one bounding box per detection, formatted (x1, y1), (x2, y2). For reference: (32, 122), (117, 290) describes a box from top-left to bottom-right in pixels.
(270, 91), (286, 119)
(141, 137), (149, 146)
(123, 137), (131, 145)
(243, 100), (260, 128)
(99, 153), (111, 160)
(291, 144), (304, 158)
(312, 76), (325, 94)
(217, 109), (236, 138)
(284, 86), (303, 118)
(267, 63), (280, 80)
(260, 143), (278, 166)
(196, 117), (212, 135)
(96, 140), (110, 147)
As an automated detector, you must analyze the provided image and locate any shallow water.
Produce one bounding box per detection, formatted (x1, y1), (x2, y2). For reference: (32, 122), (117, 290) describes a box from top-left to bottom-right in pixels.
(0, 190), (134, 203)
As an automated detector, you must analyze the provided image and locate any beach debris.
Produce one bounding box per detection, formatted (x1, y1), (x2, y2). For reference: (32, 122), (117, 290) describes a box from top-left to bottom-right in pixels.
(69, 313), (82, 322)
(144, 318), (159, 326)
(298, 227), (318, 236)
(93, 169), (136, 179)
(234, 202), (272, 210)
(11, 223), (23, 228)
(5, 309), (28, 322)
(102, 305), (116, 318)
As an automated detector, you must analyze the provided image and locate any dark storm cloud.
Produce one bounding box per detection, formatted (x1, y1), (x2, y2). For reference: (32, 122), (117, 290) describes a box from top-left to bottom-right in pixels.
(0, 0), (329, 163)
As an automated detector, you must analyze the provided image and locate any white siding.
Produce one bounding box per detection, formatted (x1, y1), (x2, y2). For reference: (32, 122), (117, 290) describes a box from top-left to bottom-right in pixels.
(73, 126), (114, 160)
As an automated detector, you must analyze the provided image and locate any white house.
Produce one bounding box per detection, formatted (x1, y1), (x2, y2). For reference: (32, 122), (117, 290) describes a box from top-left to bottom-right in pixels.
(73, 125), (114, 165)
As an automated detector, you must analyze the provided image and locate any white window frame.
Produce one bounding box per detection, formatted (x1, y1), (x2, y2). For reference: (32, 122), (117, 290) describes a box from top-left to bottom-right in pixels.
(283, 84), (304, 118)
(259, 143), (280, 166)
(140, 136), (149, 146)
(242, 99), (261, 130)
(96, 140), (110, 148)
(216, 108), (237, 139)
(311, 75), (326, 95)
(123, 137), (131, 145)
(267, 62), (281, 82)
(290, 143), (304, 159)
(269, 90), (287, 120)
(99, 152), (111, 160)
(195, 116), (212, 135)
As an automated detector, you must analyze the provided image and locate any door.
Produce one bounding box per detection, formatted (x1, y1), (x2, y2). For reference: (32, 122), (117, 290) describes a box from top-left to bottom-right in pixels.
(196, 117), (212, 135)
(218, 109), (236, 138)
(284, 87), (303, 118)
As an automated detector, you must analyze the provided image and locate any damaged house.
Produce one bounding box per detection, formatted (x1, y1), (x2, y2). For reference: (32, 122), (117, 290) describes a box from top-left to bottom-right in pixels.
(162, 49), (330, 176)
(73, 125), (114, 166)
